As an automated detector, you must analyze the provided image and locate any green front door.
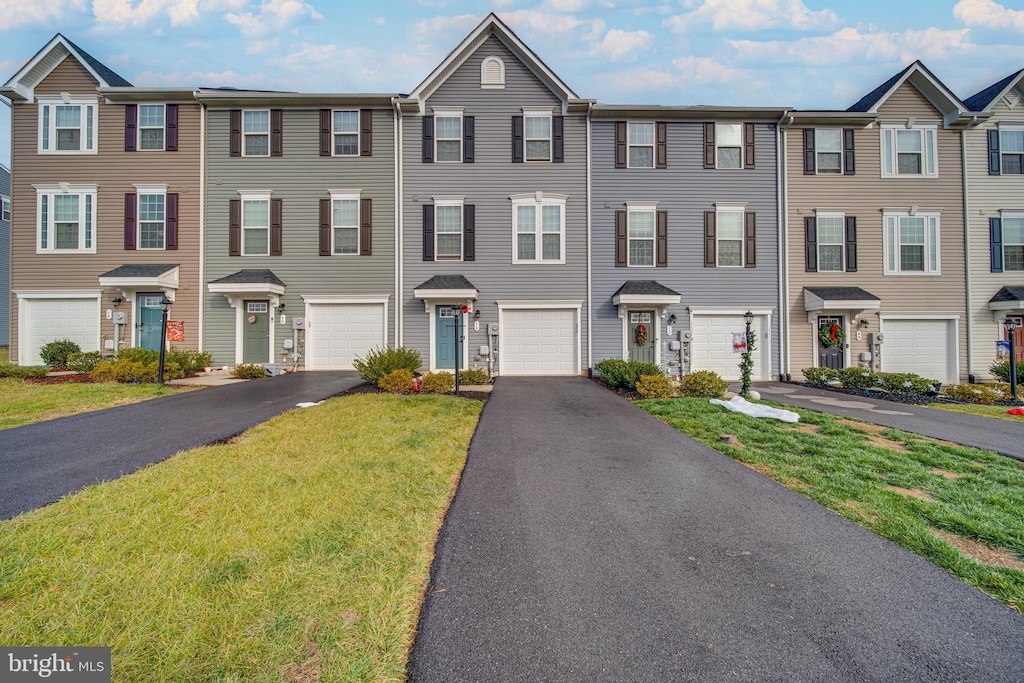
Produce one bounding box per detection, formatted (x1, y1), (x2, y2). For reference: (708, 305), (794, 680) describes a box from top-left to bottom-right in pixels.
(243, 300), (270, 364)
(628, 310), (656, 365)
(435, 306), (457, 369)
(137, 293), (164, 352)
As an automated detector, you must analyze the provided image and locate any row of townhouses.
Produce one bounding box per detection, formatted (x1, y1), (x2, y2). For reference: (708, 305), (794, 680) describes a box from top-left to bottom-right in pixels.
(2, 15), (1023, 385)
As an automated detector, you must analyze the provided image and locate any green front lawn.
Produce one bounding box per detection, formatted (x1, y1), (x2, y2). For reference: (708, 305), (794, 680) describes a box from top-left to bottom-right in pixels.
(0, 378), (187, 430)
(640, 398), (1024, 612)
(0, 393), (481, 681)
(929, 402), (1024, 422)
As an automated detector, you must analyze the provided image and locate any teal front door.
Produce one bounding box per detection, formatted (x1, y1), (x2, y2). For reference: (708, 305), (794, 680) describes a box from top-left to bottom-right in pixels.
(243, 300), (270, 363)
(435, 306), (457, 369)
(628, 310), (656, 364)
(137, 293), (165, 352)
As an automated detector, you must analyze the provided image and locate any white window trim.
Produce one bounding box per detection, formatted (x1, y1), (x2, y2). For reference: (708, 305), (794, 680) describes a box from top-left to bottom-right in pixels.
(332, 110), (360, 157)
(242, 109), (271, 158)
(238, 190), (271, 256)
(328, 189), (361, 256)
(434, 197), (464, 261)
(34, 183), (97, 254)
(880, 123), (938, 178)
(715, 204), (746, 268)
(625, 202), (657, 268)
(138, 103), (166, 152)
(715, 122), (743, 170)
(814, 128), (843, 174)
(1, 195), (9, 222)
(433, 109), (463, 164)
(627, 121), (655, 169)
(480, 56), (506, 89)
(999, 124), (1024, 174)
(883, 210), (941, 275)
(510, 191), (567, 264)
(1001, 210), (1024, 271)
(37, 95), (98, 155)
(134, 183), (169, 251)
(814, 210), (846, 272)
(522, 108), (553, 163)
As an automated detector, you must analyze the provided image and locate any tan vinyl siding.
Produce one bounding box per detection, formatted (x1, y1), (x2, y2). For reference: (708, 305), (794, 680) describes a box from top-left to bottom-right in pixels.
(33, 57), (99, 94)
(787, 80), (967, 381)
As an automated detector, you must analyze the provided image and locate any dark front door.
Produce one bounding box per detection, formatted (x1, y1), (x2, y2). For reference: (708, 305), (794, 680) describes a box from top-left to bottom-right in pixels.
(629, 310), (656, 365)
(817, 315), (845, 370)
(243, 300), (270, 364)
(1008, 316), (1024, 363)
(137, 293), (164, 352)
(435, 306), (457, 369)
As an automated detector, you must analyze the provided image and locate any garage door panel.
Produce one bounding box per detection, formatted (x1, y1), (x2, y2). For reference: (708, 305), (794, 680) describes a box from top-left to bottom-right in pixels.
(881, 319), (952, 384)
(22, 298), (99, 365)
(503, 309), (577, 376)
(308, 303), (385, 370)
(690, 314), (767, 381)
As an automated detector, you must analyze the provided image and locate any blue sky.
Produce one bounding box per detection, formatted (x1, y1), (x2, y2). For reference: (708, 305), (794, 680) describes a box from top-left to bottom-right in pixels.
(2, 0), (1024, 166)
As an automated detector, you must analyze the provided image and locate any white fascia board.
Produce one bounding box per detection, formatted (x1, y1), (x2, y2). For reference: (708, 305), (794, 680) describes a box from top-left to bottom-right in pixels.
(208, 282), (286, 297)
(413, 288), (478, 300)
(612, 293), (680, 307)
(14, 289), (102, 298)
(302, 295), (390, 305)
(496, 300), (583, 309)
(803, 291), (881, 312)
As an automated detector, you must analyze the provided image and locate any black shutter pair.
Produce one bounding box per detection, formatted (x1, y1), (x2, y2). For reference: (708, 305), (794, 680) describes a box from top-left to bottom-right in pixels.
(614, 210), (667, 266)
(991, 218), (1004, 272)
(318, 109), (373, 156)
(229, 198), (282, 256)
(802, 129), (856, 174)
(229, 110), (283, 157)
(422, 205), (475, 261)
(989, 130), (1001, 174)
(703, 123), (756, 169)
(613, 121), (666, 168)
(124, 104), (178, 152)
(704, 211), (757, 267)
(319, 198), (373, 256)
(803, 216), (858, 272)
(512, 116), (565, 162)
(422, 116), (475, 163)
(124, 193), (179, 250)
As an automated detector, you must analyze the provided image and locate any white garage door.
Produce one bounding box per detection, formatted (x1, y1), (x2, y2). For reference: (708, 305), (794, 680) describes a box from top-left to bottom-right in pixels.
(502, 309), (577, 375)
(21, 297), (99, 366)
(690, 314), (768, 381)
(307, 303), (386, 370)
(882, 318), (954, 384)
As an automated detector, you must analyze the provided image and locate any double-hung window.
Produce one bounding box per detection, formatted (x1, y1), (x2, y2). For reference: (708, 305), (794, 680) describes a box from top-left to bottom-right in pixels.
(1000, 128), (1024, 174)
(628, 123), (654, 168)
(333, 111), (359, 156)
(243, 111), (270, 157)
(139, 105), (166, 150)
(627, 207), (656, 266)
(435, 113), (462, 162)
(137, 189), (166, 249)
(815, 129), (842, 173)
(881, 124), (937, 177)
(435, 200), (463, 260)
(816, 213), (845, 271)
(1, 196), (9, 221)
(241, 193), (270, 255)
(38, 97), (98, 154)
(716, 123), (742, 169)
(524, 111), (552, 161)
(331, 192), (359, 255)
(716, 206), (745, 266)
(36, 184), (97, 253)
(884, 211), (940, 274)
(512, 193), (566, 263)
(1003, 214), (1024, 271)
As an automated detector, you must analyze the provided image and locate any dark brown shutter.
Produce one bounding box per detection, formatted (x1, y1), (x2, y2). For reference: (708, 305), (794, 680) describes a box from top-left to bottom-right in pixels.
(842, 128), (855, 174)
(704, 211), (716, 266)
(230, 110), (241, 157)
(320, 109), (331, 156)
(656, 122), (667, 169)
(615, 121), (627, 168)
(656, 210), (668, 267)
(463, 116), (475, 163)
(166, 193), (178, 250)
(124, 104), (137, 152)
(703, 123), (715, 169)
(991, 217), (1004, 272)
(988, 130), (1001, 175)
(270, 198), (283, 256)
(319, 198), (331, 256)
(803, 129), (815, 174)
(360, 198), (372, 256)
(744, 123), (755, 169)
(124, 193), (137, 250)
(166, 104), (178, 152)
(229, 199), (241, 256)
(844, 216), (857, 272)
(512, 116), (524, 163)
(423, 205), (435, 261)
(744, 212), (756, 267)
(615, 210), (627, 266)
(804, 217), (817, 272)
(553, 116), (564, 163)
(360, 109), (372, 157)
(270, 109), (283, 157)
(422, 116), (434, 163)
(463, 204), (475, 261)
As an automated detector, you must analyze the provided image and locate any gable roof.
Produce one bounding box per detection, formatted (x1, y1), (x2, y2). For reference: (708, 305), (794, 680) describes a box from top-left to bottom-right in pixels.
(407, 13), (579, 110)
(1, 34), (131, 102)
(964, 69), (1024, 113)
(846, 61), (969, 126)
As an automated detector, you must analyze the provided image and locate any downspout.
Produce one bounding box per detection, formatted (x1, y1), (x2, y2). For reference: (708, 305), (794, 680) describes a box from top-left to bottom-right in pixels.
(393, 98), (402, 348)
(586, 101), (593, 375)
(961, 127), (973, 382)
(198, 96), (206, 352)
(778, 114), (791, 380)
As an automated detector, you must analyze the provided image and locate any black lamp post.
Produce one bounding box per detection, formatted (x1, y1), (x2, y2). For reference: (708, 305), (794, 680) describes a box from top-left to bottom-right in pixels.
(157, 295), (172, 385)
(1006, 316), (1020, 404)
(741, 310), (754, 397)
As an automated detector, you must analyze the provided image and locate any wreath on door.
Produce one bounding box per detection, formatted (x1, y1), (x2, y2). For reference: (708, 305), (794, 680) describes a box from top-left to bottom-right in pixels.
(818, 321), (844, 348)
(634, 323), (648, 347)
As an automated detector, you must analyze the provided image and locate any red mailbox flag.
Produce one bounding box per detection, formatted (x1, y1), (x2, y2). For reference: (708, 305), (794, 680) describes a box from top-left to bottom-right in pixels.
(460, 305), (469, 314)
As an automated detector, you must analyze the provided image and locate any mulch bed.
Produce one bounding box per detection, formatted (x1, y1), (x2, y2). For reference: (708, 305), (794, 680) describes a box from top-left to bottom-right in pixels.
(22, 374), (97, 385)
(591, 376), (641, 401)
(792, 382), (936, 405)
(338, 382), (490, 402)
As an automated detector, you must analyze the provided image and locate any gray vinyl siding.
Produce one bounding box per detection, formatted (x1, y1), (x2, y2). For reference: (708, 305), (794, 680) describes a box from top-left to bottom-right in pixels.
(401, 34), (589, 372)
(205, 108), (396, 367)
(1, 166), (9, 346)
(591, 119), (781, 377)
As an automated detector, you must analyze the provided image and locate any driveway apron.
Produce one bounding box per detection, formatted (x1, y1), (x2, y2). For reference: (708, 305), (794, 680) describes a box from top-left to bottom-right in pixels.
(409, 377), (1024, 682)
(0, 371), (362, 520)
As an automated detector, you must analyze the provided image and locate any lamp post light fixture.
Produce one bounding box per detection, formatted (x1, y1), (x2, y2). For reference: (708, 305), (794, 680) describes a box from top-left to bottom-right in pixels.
(157, 295), (172, 385)
(1005, 316), (1020, 404)
(740, 310), (754, 397)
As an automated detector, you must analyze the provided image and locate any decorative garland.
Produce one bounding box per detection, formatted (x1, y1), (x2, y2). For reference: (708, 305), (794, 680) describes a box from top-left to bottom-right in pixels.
(818, 321), (845, 348)
(634, 323), (648, 347)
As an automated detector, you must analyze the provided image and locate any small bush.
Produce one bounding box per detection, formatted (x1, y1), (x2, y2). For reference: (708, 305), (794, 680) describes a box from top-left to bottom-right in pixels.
(459, 368), (490, 385)
(595, 359), (664, 389)
(39, 339), (81, 369)
(67, 351), (103, 375)
(353, 346), (422, 383)
(92, 358), (183, 383)
(637, 374), (674, 399)
(836, 367), (881, 389)
(801, 367), (838, 386)
(989, 360), (1024, 384)
(678, 370), (728, 398)
(942, 383), (1006, 405)
(420, 371), (455, 394)
(167, 349), (213, 375)
(378, 369), (414, 393)
(0, 363), (48, 379)
(231, 363), (269, 380)
(116, 347), (160, 364)
(883, 372), (938, 395)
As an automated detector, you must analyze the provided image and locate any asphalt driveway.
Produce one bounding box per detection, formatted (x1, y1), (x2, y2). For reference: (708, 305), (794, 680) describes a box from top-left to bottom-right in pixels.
(409, 377), (1024, 682)
(0, 371), (362, 520)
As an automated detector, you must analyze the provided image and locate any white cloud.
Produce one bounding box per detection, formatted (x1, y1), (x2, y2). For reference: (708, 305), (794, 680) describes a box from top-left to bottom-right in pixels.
(132, 68), (277, 89)
(0, 58), (26, 75)
(225, 0), (322, 37)
(414, 13), (482, 41)
(672, 56), (745, 83)
(545, 0), (589, 11)
(245, 38), (280, 54)
(106, 52), (131, 64)
(664, 0), (839, 33)
(370, 16), (386, 26)
(500, 9), (604, 41)
(954, 0), (1024, 32)
(92, 0), (247, 28)
(595, 66), (681, 94)
(591, 28), (654, 62)
(729, 26), (973, 65)
(266, 42), (435, 91)
(491, 0), (516, 6)
(0, 0), (88, 30)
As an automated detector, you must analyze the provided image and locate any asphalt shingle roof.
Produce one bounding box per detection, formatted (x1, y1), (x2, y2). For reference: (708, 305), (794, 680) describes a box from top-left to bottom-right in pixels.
(964, 70), (1024, 112)
(989, 286), (1024, 304)
(414, 275), (478, 291)
(99, 264), (178, 278)
(61, 34), (132, 87)
(847, 63), (915, 112)
(613, 280), (681, 297)
(210, 269), (286, 287)
(804, 286), (880, 301)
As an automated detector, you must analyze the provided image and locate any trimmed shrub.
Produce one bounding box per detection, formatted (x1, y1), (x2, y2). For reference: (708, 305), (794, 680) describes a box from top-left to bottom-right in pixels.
(67, 351), (103, 375)
(167, 349), (213, 375)
(231, 363), (269, 380)
(836, 367), (881, 389)
(39, 339), (81, 370)
(678, 370), (728, 398)
(595, 359), (664, 389)
(637, 374), (674, 399)
(0, 363), (48, 379)
(353, 346), (422, 383)
(91, 359), (183, 383)
(801, 367), (838, 386)
(420, 371), (455, 394)
(942, 383), (1006, 405)
(883, 372), (938, 395)
(116, 347), (160, 364)
(989, 360), (1024, 384)
(378, 369), (414, 393)
(459, 368), (490, 385)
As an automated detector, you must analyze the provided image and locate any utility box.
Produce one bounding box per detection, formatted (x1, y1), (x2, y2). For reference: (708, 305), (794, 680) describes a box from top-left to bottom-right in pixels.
(113, 311), (127, 324)
(479, 345), (490, 356)
(681, 330), (693, 342)
(292, 317), (305, 330)
(489, 323), (499, 334)
(669, 340), (681, 351)
(869, 332), (884, 346)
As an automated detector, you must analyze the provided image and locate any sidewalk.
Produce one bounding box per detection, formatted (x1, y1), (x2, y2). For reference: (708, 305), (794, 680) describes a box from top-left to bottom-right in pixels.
(753, 382), (1023, 460)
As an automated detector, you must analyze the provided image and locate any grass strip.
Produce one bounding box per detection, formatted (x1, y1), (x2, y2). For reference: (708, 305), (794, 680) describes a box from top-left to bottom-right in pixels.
(929, 401), (1024, 422)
